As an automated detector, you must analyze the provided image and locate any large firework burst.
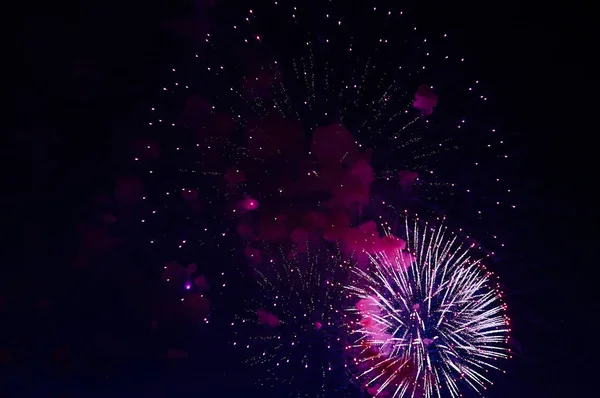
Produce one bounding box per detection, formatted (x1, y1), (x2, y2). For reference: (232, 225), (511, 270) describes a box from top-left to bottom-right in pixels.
(146, 1), (517, 220)
(346, 220), (510, 397)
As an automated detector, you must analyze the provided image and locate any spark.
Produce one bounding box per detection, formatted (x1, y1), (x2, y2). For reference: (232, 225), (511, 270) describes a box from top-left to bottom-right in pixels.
(233, 244), (354, 395)
(346, 220), (510, 397)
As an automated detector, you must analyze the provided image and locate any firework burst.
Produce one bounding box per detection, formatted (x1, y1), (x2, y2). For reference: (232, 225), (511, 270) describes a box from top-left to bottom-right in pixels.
(231, 243), (356, 396)
(346, 220), (510, 397)
(140, 2), (518, 255)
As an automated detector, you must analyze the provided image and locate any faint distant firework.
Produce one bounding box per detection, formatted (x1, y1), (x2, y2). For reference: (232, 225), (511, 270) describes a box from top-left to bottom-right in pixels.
(231, 243), (356, 396)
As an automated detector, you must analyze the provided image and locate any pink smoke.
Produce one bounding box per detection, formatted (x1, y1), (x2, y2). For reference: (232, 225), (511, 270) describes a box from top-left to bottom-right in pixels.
(238, 197), (259, 211)
(257, 308), (280, 327)
(181, 188), (199, 201)
(413, 85), (438, 116)
(397, 170), (419, 188)
(311, 124), (359, 164)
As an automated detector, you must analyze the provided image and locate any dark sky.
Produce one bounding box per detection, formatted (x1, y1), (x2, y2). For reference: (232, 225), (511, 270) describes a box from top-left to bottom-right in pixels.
(9, 0), (592, 396)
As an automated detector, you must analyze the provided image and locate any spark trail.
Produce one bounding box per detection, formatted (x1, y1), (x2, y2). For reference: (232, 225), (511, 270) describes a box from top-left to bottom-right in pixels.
(346, 220), (510, 397)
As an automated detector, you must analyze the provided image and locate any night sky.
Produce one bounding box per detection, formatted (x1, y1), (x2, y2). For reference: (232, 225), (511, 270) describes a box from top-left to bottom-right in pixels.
(8, 0), (593, 396)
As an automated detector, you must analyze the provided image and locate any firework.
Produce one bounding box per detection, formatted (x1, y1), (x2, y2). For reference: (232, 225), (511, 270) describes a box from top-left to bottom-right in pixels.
(231, 243), (356, 396)
(121, 2), (517, 392)
(129, 1), (521, 270)
(346, 220), (510, 397)
(138, 2), (518, 256)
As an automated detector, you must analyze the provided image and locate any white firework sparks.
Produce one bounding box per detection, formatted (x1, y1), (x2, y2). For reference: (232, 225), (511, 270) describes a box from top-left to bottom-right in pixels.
(231, 244), (356, 396)
(346, 220), (510, 397)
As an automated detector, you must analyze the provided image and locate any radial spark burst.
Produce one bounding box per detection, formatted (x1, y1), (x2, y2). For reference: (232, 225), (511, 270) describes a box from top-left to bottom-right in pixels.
(232, 243), (355, 396)
(147, 1), (518, 220)
(346, 221), (510, 397)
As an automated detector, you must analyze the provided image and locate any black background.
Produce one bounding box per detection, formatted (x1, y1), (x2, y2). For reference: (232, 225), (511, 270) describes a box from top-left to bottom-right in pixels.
(8, 0), (593, 396)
